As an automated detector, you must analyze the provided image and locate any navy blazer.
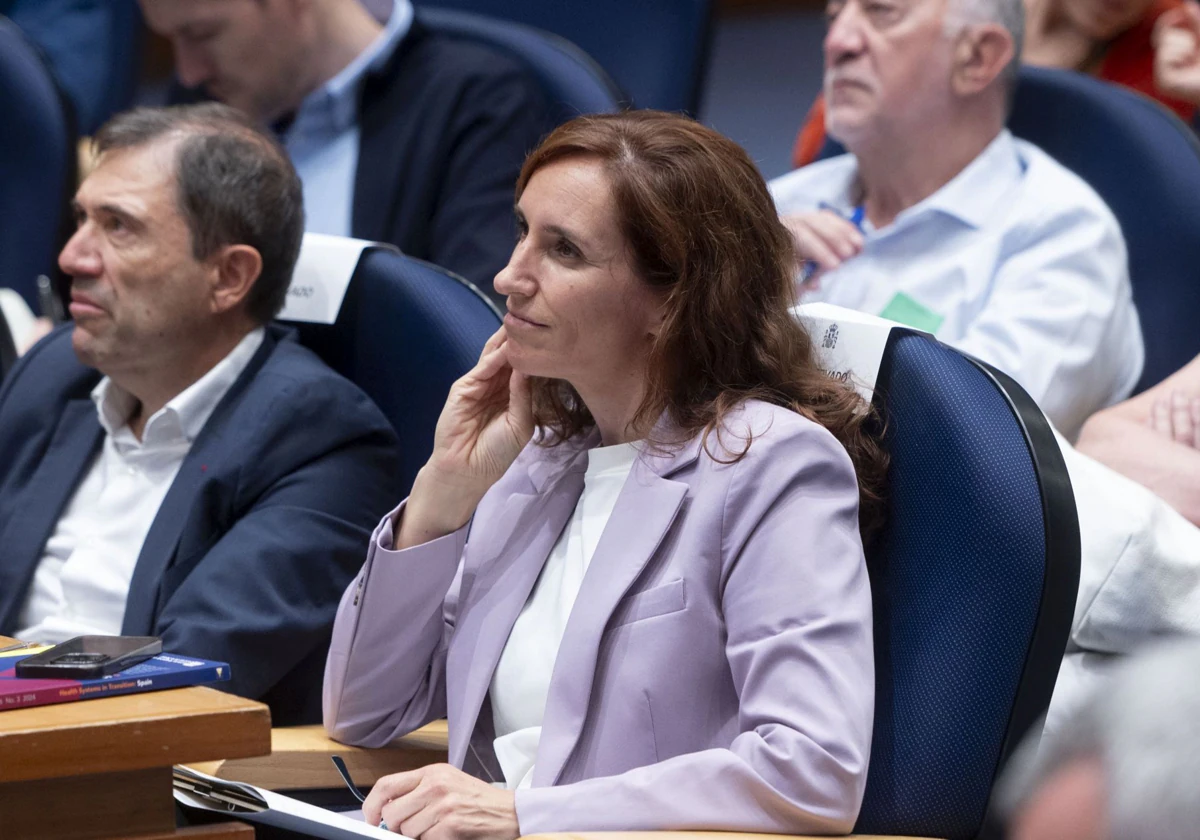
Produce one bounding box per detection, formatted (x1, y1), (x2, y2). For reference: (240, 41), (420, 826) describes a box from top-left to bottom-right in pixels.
(353, 18), (551, 303)
(171, 17), (552, 304)
(0, 325), (402, 724)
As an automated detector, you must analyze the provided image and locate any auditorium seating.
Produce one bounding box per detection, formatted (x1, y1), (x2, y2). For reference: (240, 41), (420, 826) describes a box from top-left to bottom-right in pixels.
(855, 329), (1079, 838)
(416, 0), (715, 114)
(280, 244), (501, 497)
(0, 10), (1177, 834)
(418, 7), (623, 122)
(0, 15), (75, 313)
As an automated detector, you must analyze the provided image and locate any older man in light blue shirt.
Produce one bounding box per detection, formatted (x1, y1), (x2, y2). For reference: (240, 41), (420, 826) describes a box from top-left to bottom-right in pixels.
(770, 0), (1143, 438)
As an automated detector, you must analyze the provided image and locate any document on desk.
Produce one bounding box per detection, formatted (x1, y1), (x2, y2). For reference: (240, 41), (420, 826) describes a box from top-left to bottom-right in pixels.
(174, 765), (409, 839)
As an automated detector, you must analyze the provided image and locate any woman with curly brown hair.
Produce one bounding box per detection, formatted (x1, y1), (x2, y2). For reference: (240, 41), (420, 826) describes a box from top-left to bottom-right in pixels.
(323, 110), (888, 839)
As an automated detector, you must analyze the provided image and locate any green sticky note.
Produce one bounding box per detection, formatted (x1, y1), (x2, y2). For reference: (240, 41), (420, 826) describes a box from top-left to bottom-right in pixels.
(879, 292), (944, 334)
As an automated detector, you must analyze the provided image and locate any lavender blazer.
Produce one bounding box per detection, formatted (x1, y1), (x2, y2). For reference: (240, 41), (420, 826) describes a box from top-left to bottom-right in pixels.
(323, 400), (874, 835)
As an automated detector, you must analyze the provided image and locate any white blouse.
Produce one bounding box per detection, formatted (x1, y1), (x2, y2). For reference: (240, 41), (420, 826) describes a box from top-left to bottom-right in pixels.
(489, 441), (640, 789)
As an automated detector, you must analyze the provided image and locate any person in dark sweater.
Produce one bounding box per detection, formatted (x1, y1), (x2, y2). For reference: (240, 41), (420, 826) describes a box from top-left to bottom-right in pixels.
(141, 0), (554, 303)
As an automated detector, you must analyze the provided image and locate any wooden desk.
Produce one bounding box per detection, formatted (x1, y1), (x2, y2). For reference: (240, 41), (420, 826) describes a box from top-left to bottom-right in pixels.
(200, 726), (939, 840)
(194, 721), (449, 791)
(0, 638), (271, 840)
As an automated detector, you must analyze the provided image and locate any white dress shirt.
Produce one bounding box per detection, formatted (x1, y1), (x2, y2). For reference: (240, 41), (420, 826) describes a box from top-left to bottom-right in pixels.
(490, 442), (640, 789)
(14, 328), (266, 643)
(769, 131), (1144, 440)
(285, 0), (413, 238)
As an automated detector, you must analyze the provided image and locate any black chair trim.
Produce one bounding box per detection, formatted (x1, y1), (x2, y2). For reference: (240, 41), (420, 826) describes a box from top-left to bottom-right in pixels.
(963, 358), (1081, 840)
(360, 244), (503, 319)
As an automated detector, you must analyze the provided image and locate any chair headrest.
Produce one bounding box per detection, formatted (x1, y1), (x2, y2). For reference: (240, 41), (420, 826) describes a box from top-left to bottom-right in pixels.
(794, 302), (932, 403)
(279, 233), (389, 325)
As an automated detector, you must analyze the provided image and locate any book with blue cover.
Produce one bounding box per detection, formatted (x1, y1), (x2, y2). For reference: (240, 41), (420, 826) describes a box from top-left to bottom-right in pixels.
(0, 645), (231, 710)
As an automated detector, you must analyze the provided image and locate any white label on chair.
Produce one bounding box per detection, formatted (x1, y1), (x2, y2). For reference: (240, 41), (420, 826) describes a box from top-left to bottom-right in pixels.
(0, 289), (38, 350)
(279, 233), (374, 324)
(793, 302), (928, 401)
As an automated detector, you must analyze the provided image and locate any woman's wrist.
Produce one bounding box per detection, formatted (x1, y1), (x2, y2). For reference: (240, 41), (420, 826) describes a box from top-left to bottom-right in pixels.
(394, 465), (487, 549)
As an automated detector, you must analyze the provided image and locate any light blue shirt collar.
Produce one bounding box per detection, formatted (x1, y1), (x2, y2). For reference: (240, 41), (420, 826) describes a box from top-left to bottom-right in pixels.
(288, 0), (414, 140)
(819, 130), (1024, 232)
(917, 130), (1024, 229)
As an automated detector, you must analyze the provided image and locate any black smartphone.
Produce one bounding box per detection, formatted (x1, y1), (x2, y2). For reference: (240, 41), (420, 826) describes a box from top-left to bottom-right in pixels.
(14, 636), (162, 680)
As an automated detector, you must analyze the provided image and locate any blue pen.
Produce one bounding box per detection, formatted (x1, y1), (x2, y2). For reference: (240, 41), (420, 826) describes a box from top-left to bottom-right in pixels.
(798, 204), (866, 286)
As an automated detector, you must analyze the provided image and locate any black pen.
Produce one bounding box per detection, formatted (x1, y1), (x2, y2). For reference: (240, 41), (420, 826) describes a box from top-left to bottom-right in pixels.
(0, 641), (39, 653)
(36, 275), (64, 323)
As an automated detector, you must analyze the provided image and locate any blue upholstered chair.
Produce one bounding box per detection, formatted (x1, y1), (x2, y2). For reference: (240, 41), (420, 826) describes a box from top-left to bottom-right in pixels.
(418, 7), (623, 123)
(818, 65), (1200, 393)
(281, 246), (501, 497)
(102, 0), (145, 133)
(2, 0), (142, 133)
(856, 330), (1080, 839)
(0, 15), (75, 313)
(416, 0), (714, 114)
(1007, 66), (1200, 393)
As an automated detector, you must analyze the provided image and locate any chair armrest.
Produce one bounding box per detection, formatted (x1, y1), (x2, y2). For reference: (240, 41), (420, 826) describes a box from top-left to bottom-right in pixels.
(189, 721), (448, 791)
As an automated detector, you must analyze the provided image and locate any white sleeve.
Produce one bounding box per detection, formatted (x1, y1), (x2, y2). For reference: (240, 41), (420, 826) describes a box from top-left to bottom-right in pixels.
(1043, 435), (1200, 744)
(1058, 432), (1200, 652)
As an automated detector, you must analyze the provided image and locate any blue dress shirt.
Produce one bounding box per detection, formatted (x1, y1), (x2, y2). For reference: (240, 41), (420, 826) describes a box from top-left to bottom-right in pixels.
(284, 0), (414, 237)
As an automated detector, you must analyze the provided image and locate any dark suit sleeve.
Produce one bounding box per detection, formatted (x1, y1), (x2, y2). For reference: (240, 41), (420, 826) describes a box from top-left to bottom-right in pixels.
(152, 380), (402, 713)
(0, 325), (88, 492)
(427, 66), (551, 302)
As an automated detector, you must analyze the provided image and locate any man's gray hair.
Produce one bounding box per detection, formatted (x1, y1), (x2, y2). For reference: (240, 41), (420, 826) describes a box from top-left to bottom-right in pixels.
(93, 104), (305, 325)
(998, 638), (1200, 839)
(944, 0), (1025, 102)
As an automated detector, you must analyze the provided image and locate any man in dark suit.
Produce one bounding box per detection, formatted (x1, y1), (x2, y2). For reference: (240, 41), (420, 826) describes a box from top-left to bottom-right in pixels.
(0, 104), (401, 725)
(141, 0), (552, 304)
